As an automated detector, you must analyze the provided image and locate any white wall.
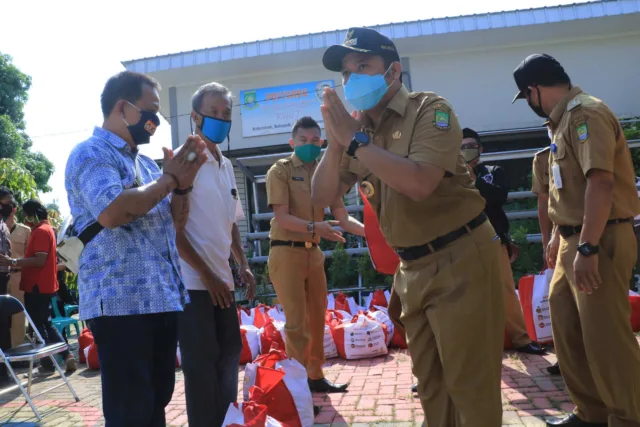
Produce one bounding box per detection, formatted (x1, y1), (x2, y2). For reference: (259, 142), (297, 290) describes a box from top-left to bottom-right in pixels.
(409, 33), (640, 132)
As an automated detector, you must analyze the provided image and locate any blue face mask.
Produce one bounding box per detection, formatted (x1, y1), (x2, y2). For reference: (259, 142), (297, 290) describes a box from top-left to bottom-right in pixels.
(199, 114), (231, 144)
(344, 66), (391, 111)
(294, 144), (321, 163)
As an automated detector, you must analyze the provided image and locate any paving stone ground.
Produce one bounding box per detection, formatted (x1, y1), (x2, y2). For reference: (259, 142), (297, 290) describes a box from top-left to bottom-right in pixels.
(1, 335), (639, 426)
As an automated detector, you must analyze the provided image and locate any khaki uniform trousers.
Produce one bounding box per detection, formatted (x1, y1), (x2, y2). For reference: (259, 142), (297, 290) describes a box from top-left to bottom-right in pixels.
(549, 224), (640, 427)
(395, 221), (505, 427)
(268, 246), (327, 380)
(498, 244), (532, 348)
(8, 272), (25, 348)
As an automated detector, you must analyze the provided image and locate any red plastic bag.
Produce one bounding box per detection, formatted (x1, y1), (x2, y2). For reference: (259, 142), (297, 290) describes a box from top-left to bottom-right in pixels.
(240, 326), (261, 364)
(253, 304), (271, 329)
(368, 289), (388, 309)
(259, 320), (286, 355)
(332, 314), (388, 360)
(251, 369), (301, 427)
(359, 186), (400, 275)
(222, 402), (285, 427)
(78, 328), (94, 364)
(630, 293), (640, 332)
(86, 343), (100, 370)
(518, 270), (554, 345)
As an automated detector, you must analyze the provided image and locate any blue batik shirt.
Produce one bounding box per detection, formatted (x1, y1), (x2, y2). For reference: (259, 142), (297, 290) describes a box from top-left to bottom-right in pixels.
(65, 127), (188, 320)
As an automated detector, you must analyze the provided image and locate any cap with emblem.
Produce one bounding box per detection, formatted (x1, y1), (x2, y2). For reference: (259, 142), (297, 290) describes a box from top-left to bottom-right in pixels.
(322, 27), (400, 72)
(511, 54), (570, 103)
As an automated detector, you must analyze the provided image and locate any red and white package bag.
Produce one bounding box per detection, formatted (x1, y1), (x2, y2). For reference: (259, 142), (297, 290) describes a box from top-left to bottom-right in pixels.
(326, 293), (335, 310)
(252, 304), (271, 329)
(367, 307), (394, 347)
(364, 290), (390, 310)
(331, 314), (388, 360)
(84, 343), (100, 370)
(518, 269), (554, 344)
(240, 325), (261, 364)
(333, 293), (360, 314)
(629, 290), (640, 332)
(267, 306), (286, 323)
(244, 349), (314, 427)
(259, 320), (286, 355)
(238, 307), (255, 326)
(323, 325), (338, 359)
(222, 402), (284, 427)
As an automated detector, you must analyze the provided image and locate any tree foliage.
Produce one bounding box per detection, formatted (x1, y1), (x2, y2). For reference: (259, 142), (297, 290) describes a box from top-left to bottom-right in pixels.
(0, 53), (54, 193)
(0, 158), (37, 203)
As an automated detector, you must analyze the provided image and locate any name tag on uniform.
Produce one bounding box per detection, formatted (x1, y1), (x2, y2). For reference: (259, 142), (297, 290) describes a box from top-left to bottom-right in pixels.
(291, 177), (304, 181)
(552, 164), (563, 189)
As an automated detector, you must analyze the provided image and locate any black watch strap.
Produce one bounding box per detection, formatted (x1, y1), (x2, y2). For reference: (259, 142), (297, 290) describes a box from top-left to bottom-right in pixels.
(173, 186), (193, 196)
(346, 139), (360, 158)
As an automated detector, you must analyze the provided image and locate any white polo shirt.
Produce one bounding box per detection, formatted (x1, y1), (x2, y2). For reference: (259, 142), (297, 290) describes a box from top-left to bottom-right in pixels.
(177, 145), (245, 291)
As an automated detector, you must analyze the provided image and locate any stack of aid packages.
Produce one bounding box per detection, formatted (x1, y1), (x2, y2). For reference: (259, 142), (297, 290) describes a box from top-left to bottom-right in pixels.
(223, 289), (408, 426)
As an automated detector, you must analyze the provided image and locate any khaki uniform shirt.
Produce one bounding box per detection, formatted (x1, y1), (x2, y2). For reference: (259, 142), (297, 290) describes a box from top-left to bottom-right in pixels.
(547, 85), (639, 226)
(339, 86), (485, 248)
(531, 147), (550, 195)
(267, 154), (341, 244)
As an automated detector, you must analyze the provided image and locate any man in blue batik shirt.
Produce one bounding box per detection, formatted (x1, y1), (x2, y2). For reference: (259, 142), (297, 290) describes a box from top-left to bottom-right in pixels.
(65, 71), (207, 427)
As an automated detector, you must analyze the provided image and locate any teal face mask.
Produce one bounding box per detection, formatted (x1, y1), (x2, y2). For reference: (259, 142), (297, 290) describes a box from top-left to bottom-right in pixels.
(295, 144), (321, 163)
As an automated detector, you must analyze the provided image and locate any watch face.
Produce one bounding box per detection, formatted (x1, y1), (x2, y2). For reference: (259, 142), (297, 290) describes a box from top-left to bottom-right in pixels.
(354, 132), (369, 144)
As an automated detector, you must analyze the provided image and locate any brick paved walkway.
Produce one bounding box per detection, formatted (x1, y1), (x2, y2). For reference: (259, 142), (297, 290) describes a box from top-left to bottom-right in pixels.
(1, 336), (639, 426)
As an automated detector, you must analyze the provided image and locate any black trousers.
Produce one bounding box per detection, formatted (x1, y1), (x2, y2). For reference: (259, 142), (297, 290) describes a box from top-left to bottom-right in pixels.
(24, 286), (70, 368)
(89, 312), (178, 427)
(178, 290), (243, 427)
(0, 272), (11, 378)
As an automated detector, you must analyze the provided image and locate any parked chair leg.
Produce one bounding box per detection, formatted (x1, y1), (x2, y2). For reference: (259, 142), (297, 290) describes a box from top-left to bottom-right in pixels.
(27, 359), (34, 397)
(4, 361), (41, 420)
(49, 355), (80, 402)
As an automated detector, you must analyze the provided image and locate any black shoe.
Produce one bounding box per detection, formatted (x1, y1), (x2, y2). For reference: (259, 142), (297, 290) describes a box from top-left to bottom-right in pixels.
(547, 362), (561, 376)
(313, 405), (320, 417)
(308, 378), (348, 393)
(546, 413), (606, 426)
(411, 383), (417, 393)
(516, 342), (547, 355)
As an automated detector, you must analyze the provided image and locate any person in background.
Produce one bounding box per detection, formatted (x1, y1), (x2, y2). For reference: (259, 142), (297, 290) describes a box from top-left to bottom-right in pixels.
(531, 138), (559, 376)
(65, 70), (207, 427)
(313, 27), (505, 426)
(461, 128), (546, 356)
(512, 53), (640, 427)
(267, 116), (365, 395)
(173, 82), (256, 427)
(0, 199), (76, 374)
(0, 188), (12, 386)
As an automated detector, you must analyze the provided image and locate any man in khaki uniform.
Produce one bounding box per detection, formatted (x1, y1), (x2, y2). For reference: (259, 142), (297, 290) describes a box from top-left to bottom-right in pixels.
(513, 53), (640, 427)
(266, 116), (365, 394)
(313, 28), (505, 427)
(1, 190), (31, 348)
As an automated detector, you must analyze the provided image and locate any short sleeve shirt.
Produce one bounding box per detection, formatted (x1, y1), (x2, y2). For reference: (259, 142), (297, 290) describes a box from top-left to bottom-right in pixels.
(266, 154), (326, 244)
(20, 220), (58, 294)
(10, 223), (31, 259)
(0, 221), (10, 273)
(547, 86), (640, 226)
(339, 86), (486, 248)
(177, 146), (245, 291)
(531, 147), (550, 195)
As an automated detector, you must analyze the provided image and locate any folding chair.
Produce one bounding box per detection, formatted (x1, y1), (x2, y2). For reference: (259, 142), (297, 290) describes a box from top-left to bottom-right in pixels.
(0, 295), (80, 420)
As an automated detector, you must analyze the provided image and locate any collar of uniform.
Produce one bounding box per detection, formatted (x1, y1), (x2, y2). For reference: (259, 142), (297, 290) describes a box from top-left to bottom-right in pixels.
(204, 145), (223, 165)
(290, 153), (317, 169)
(386, 85), (410, 117)
(93, 126), (129, 150)
(548, 85), (583, 125)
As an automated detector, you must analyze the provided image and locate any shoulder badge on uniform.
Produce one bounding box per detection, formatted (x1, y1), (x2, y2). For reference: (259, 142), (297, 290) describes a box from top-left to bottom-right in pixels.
(576, 122), (589, 143)
(360, 181), (375, 198)
(392, 130), (402, 140)
(433, 108), (451, 130)
(567, 97), (582, 112)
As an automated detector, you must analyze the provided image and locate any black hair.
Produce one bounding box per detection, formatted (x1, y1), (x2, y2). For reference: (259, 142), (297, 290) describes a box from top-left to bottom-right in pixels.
(462, 128), (481, 145)
(22, 199), (47, 220)
(292, 116), (321, 138)
(0, 186), (14, 204)
(100, 71), (160, 118)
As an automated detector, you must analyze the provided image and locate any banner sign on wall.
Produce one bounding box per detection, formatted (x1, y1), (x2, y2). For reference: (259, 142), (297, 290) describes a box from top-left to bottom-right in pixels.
(240, 80), (334, 137)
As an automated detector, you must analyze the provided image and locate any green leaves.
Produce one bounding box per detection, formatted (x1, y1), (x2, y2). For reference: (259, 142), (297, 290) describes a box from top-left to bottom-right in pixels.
(0, 158), (37, 203)
(0, 53), (31, 130)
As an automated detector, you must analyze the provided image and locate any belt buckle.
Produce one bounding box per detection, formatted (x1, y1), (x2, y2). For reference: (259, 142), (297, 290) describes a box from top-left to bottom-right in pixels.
(304, 242), (313, 249)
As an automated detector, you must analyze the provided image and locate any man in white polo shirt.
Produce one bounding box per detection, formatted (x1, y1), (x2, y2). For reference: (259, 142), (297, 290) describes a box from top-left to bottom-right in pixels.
(172, 82), (256, 427)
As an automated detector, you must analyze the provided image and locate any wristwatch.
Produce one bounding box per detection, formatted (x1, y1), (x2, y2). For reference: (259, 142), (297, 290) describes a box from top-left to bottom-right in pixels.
(346, 131), (370, 158)
(173, 186), (193, 196)
(577, 242), (599, 257)
(307, 222), (315, 233)
(10, 258), (17, 266)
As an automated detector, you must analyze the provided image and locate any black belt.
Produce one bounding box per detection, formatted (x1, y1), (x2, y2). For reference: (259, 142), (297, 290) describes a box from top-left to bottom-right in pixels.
(270, 240), (317, 249)
(558, 218), (632, 239)
(396, 213), (488, 262)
